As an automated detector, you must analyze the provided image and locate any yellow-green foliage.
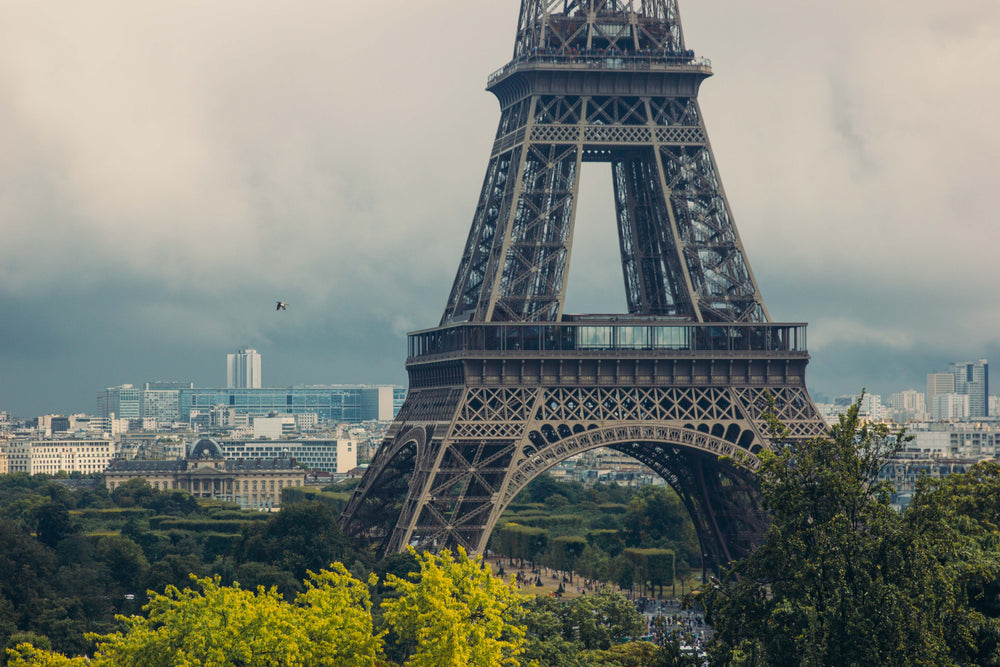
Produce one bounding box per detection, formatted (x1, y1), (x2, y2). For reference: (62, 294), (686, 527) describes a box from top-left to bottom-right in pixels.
(8, 550), (527, 667)
(381, 547), (526, 667)
(7, 645), (92, 667)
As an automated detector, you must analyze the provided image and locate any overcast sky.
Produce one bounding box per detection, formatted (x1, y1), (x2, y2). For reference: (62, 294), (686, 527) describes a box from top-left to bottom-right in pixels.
(1, 0), (997, 417)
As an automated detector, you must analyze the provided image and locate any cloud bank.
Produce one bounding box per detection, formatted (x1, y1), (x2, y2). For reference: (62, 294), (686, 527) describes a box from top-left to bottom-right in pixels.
(0, 0), (997, 415)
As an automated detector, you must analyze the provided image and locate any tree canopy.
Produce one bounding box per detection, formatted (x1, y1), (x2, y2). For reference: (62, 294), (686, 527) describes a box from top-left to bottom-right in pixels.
(705, 398), (1000, 667)
(381, 547), (525, 666)
(8, 549), (526, 667)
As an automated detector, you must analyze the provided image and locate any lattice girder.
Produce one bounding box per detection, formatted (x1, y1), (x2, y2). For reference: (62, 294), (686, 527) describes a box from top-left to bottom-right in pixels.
(344, 382), (824, 567)
(442, 76), (769, 324)
(514, 0), (685, 58)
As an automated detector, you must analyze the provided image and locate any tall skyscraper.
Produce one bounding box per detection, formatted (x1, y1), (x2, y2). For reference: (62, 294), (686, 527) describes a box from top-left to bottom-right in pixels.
(950, 359), (989, 418)
(226, 349), (262, 389)
(926, 372), (955, 414)
(96, 384), (141, 419)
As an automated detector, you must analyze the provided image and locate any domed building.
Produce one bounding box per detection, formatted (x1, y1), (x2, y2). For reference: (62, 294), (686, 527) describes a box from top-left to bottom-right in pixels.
(105, 437), (306, 510)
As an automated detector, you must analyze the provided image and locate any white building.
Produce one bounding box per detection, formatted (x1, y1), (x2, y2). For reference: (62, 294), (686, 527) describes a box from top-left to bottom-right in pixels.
(931, 393), (970, 421)
(227, 348), (262, 389)
(857, 394), (884, 421)
(926, 372), (955, 414)
(824, 394), (885, 422)
(221, 438), (357, 473)
(2, 438), (115, 475)
(905, 422), (999, 459)
(888, 390), (926, 422)
(207, 406), (251, 429)
(294, 413), (319, 431)
(101, 416), (131, 437)
(252, 416), (296, 439)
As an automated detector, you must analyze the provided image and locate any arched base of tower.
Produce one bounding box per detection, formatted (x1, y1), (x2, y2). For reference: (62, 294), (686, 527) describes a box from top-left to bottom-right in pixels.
(340, 376), (823, 571)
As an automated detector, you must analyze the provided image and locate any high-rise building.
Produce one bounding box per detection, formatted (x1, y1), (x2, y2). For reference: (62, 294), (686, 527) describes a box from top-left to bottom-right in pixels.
(888, 390), (926, 422)
(950, 360), (989, 419)
(226, 349), (262, 389)
(96, 385), (141, 420)
(931, 393), (969, 421)
(926, 372), (955, 414)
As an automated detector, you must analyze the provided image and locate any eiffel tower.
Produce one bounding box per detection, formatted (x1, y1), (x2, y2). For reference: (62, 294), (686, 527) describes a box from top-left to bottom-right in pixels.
(341, 0), (826, 570)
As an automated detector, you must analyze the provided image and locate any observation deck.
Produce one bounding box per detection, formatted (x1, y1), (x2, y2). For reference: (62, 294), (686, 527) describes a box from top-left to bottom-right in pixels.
(486, 51), (713, 105)
(487, 51), (712, 88)
(406, 318), (810, 390)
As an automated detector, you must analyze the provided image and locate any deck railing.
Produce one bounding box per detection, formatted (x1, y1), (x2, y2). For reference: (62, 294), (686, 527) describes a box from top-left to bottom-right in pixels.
(488, 51), (711, 87)
(408, 320), (806, 359)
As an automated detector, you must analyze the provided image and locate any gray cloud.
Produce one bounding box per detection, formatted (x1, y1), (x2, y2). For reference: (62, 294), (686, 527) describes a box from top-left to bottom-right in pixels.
(1, 0), (997, 415)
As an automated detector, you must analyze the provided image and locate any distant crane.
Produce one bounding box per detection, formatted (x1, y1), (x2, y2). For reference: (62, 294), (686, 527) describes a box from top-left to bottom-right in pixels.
(276, 301), (287, 311)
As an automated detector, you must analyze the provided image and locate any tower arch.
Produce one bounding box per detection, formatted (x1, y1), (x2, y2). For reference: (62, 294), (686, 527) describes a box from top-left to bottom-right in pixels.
(481, 424), (764, 569)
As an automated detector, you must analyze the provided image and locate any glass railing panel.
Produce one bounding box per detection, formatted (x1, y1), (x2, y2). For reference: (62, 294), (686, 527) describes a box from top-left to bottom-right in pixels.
(523, 326), (541, 351)
(579, 326), (613, 350)
(485, 327), (502, 351)
(616, 326), (649, 349)
(652, 326), (690, 349)
(407, 322), (806, 357)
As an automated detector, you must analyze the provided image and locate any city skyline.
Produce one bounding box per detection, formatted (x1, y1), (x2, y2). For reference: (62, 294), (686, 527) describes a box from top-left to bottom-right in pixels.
(5, 344), (990, 420)
(1, 0), (998, 417)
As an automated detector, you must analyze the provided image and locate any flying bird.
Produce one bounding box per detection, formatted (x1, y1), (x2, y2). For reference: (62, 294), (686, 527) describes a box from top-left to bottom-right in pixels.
(276, 301), (287, 311)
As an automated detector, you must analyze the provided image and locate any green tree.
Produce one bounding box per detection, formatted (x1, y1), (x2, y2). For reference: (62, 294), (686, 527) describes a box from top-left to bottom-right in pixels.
(586, 529), (624, 557)
(235, 501), (360, 591)
(380, 547), (525, 667)
(549, 535), (587, 582)
(566, 591), (646, 650)
(95, 536), (149, 592)
(621, 486), (696, 563)
(32, 502), (73, 549)
(902, 461), (1000, 665)
(494, 523), (549, 566)
(623, 548), (674, 598)
(705, 398), (948, 666)
(110, 478), (155, 509)
(520, 596), (590, 666)
(95, 577), (311, 666)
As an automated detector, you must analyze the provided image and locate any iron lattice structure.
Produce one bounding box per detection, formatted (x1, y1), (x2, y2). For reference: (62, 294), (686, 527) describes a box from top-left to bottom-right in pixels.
(341, 0), (826, 571)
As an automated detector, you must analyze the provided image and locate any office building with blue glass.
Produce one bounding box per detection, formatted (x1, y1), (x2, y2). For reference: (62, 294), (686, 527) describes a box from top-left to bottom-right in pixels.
(179, 385), (404, 424)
